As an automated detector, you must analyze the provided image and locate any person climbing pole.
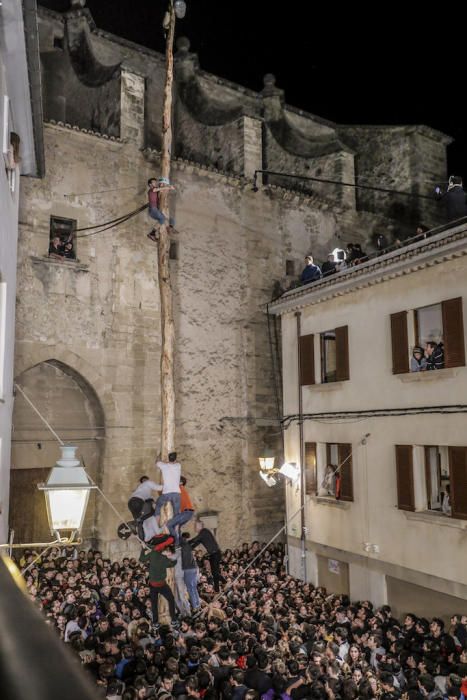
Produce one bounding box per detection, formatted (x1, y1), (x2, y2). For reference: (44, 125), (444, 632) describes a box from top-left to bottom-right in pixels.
(154, 452), (182, 525)
(147, 176), (177, 242)
(139, 533), (179, 631)
(127, 476), (163, 540)
(166, 476), (195, 544)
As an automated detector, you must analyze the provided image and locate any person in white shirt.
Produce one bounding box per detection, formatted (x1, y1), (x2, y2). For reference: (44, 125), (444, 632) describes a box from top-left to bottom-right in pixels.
(128, 476), (162, 521)
(155, 451), (182, 523)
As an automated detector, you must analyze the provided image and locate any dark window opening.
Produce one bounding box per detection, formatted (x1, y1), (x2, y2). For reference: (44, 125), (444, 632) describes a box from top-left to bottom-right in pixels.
(286, 259), (295, 276)
(49, 216), (77, 261)
(323, 443), (353, 501)
(320, 331), (336, 383)
(53, 36), (64, 50)
(425, 446), (451, 515)
(392, 298), (465, 374)
(169, 241), (178, 260)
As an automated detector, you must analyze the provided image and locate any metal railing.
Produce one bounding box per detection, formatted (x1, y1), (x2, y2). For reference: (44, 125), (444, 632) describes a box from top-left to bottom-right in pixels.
(0, 556), (98, 700)
(271, 216), (467, 306)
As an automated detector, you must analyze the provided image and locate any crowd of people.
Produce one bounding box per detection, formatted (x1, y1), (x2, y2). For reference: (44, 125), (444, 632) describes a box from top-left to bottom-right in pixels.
(19, 535), (467, 700)
(293, 174), (467, 293)
(411, 343), (444, 372)
(298, 223), (435, 288)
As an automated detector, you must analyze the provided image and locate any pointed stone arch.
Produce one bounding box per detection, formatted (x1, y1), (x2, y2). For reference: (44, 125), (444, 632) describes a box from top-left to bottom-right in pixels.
(14, 346), (115, 423)
(10, 356), (107, 546)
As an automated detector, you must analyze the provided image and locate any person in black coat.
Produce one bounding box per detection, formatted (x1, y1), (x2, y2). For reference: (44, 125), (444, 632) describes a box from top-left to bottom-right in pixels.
(321, 254), (337, 276)
(435, 176), (467, 221)
(189, 520), (223, 592)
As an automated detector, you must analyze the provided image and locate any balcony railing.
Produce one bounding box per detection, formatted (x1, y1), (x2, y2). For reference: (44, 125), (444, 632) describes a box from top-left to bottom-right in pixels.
(270, 217), (467, 312)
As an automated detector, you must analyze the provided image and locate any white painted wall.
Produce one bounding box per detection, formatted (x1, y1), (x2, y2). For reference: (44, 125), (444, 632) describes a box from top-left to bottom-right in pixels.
(279, 249), (467, 598)
(0, 0), (37, 542)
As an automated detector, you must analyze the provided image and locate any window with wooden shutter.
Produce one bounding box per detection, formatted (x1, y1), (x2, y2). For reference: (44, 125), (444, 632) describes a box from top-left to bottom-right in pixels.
(395, 445), (415, 511)
(335, 325), (350, 381)
(442, 297), (465, 368)
(305, 442), (317, 495)
(299, 334), (315, 385)
(449, 446), (467, 519)
(338, 443), (353, 502)
(390, 311), (409, 374)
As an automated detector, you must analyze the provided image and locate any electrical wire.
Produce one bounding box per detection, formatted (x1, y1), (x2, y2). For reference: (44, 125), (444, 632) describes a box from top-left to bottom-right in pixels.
(253, 169), (435, 201)
(74, 204), (148, 237)
(64, 186), (143, 199)
(281, 405), (467, 429)
(192, 498), (310, 621)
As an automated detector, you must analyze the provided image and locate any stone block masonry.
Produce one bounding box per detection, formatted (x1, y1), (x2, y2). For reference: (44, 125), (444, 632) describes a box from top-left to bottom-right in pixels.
(9, 4), (453, 556)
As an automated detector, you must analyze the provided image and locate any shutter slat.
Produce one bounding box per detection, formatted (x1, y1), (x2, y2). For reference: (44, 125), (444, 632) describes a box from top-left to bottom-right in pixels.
(442, 297), (465, 368)
(449, 446), (467, 519)
(395, 445), (415, 511)
(299, 334), (315, 385)
(390, 311), (409, 374)
(338, 443), (353, 502)
(335, 325), (350, 381)
(305, 442), (317, 495)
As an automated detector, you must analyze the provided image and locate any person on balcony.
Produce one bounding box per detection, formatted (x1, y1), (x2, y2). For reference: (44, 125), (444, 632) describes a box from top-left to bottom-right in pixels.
(300, 255), (322, 284)
(435, 176), (467, 222)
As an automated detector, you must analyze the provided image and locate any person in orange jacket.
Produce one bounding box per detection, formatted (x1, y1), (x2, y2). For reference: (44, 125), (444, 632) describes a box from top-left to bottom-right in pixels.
(166, 476), (195, 544)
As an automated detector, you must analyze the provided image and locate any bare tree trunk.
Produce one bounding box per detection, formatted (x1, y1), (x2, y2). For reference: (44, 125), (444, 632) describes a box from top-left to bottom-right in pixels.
(158, 1), (176, 462)
(157, 0), (176, 626)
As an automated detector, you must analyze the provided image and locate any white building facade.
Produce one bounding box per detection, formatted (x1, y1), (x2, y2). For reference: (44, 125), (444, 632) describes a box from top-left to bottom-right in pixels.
(270, 221), (467, 619)
(0, 0), (43, 542)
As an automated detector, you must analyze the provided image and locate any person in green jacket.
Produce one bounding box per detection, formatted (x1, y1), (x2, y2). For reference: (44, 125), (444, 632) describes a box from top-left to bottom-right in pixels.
(140, 533), (178, 628)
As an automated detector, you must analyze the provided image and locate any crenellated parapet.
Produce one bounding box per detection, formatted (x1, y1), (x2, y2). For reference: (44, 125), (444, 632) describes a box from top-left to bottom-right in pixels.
(36, 1), (450, 226)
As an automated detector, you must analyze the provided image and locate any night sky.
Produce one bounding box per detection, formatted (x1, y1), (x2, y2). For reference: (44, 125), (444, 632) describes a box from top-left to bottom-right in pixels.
(40, 1), (466, 184)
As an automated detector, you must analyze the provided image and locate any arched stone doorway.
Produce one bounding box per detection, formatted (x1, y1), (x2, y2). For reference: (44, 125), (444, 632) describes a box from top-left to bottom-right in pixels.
(10, 360), (105, 546)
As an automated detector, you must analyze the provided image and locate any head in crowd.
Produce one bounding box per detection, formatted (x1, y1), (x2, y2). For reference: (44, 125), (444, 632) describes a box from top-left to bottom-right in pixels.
(20, 540), (466, 700)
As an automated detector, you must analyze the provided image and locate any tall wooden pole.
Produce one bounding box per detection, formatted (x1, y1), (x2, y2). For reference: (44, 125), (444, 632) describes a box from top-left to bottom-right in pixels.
(157, 1), (179, 625)
(158, 1), (176, 462)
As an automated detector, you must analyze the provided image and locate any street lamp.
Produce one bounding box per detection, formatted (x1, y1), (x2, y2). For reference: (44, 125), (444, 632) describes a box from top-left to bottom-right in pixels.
(38, 445), (96, 542)
(259, 470), (277, 488)
(279, 461), (300, 482)
(258, 449), (275, 471)
(258, 450), (300, 487)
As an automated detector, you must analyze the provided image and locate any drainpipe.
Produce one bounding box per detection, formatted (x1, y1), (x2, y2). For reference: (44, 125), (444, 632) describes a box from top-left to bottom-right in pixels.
(295, 311), (307, 582)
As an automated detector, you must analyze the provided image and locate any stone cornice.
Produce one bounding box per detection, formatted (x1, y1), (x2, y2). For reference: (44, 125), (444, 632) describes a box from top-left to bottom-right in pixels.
(38, 6), (65, 24)
(269, 222), (467, 315)
(143, 147), (347, 211)
(338, 123), (453, 145)
(45, 119), (122, 142)
(142, 148), (244, 187)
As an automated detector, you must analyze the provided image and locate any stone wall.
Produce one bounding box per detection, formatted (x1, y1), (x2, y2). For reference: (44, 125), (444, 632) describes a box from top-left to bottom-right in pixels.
(11, 4), (452, 555)
(340, 126), (451, 234)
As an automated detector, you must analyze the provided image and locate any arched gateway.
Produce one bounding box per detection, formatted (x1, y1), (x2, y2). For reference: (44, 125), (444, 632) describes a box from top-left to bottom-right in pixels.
(10, 360), (105, 547)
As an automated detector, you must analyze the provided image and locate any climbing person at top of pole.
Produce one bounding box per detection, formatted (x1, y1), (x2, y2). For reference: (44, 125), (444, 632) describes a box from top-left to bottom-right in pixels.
(147, 176), (177, 242)
(154, 452), (181, 526)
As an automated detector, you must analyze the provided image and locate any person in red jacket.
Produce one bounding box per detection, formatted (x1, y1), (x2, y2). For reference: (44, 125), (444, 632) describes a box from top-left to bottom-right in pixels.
(140, 533), (178, 629)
